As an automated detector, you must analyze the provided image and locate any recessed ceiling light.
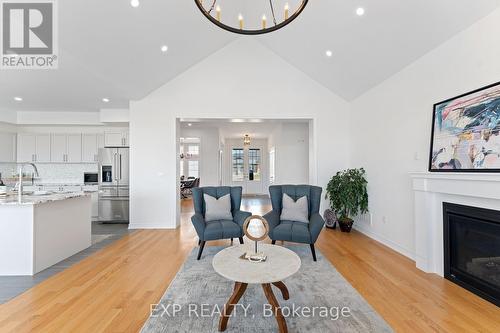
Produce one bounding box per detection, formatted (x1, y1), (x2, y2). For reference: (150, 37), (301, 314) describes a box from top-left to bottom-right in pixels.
(325, 50), (333, 57)
(130, 0), (140, 8)
(14, 96), (23, 102)
(356, 7), (365, 16)
(102, 98), (110, 103)
(161, 45), (168, 53)
(187, 123), (192, 127)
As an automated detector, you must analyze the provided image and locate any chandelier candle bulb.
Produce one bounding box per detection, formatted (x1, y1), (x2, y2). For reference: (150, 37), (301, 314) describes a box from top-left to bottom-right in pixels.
(284, 3), (289, 20)
(238, 14), (243, 29)
(262, 15), (267, 29)
(216, 5), (221, 22)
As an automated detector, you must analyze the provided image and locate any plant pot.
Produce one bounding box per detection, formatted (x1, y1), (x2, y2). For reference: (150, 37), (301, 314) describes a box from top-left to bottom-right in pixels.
(338, 217), (354, 233)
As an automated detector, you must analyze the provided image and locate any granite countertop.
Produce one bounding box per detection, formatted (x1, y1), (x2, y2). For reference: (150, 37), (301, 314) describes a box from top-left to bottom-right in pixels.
(0, 192), (90, 206)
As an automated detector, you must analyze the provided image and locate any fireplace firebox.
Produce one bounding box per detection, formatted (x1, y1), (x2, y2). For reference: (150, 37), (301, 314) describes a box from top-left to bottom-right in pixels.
(443, 202), (500, 307)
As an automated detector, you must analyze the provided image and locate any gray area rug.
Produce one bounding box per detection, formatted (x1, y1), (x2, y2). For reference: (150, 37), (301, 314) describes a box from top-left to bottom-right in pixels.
(142, 246), (393, 333)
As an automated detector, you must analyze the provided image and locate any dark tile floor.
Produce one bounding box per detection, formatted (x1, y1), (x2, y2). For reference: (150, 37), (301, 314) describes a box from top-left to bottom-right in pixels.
(0, 222), (129, 304)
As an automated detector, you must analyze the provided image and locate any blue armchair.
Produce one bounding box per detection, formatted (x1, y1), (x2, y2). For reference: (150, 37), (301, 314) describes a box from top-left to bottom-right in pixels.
(263, 185), (325, 261)
(191, 186), (251, 260)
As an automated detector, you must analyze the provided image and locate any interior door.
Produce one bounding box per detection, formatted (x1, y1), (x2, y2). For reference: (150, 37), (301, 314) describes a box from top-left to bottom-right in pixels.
(230, 146), (264, 195)
(230, 148), (245, 191)
(245, 147), (263, 195)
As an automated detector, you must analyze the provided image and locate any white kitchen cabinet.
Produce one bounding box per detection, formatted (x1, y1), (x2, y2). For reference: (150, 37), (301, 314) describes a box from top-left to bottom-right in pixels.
(82, 134), (97, 163)
(17, 134), (36, 162)
(50, 134), (67, 163)
(123, 132), (129, 146)
(35, 135), (51, 162)
(17, 132), (108, 164)
(17, 134), (51, 163)
(0, 195), (91, 275)
(82, 134), (101, 163)
(50, 134), (82, 163)
(82, 185), (99, 219)
(0, 133), (16, 162)
(90, 191), (98, 219)
(104, 131), (128, 147)
(97, 133), (105, 149)
(66, 134), (82, 163)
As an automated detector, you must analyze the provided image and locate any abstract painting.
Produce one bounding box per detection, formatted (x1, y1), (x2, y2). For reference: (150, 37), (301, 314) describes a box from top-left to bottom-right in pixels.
(429, 81), (500, 172)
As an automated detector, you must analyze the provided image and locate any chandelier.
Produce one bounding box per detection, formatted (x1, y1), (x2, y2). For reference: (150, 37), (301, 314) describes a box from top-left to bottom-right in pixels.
(243, 134), (251, 146)
(195, 0), (309, 35)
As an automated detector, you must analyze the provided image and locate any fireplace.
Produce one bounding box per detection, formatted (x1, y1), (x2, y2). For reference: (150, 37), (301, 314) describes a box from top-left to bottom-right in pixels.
(443, 202), (500, 306)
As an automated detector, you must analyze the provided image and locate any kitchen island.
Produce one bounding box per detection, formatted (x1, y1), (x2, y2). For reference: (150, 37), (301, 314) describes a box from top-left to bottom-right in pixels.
(0, 192), (92, 276)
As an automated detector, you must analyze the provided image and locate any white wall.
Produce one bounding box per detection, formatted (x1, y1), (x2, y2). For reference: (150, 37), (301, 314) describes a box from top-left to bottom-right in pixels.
(0, 111), (17, 124)
(269, 122), (309, 185)
(0, 122), (17, 132)
(100, 109), (130, 123)
(0, 122), (17, 163)
(350, 8), (500, 259)
(179, 126), (220, 187)
(130, 38), (351, 229)
(0, 110), (129, 126)
(17, 111), (102, 125)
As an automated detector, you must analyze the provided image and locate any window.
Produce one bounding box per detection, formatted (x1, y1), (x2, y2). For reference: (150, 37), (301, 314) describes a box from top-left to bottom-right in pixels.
(187, 144), (199, 156)
(248, 149), (261, 181)
(179, 137), (201, 180)
(232, 148), (244, 181)
(188, 161), (199, 178)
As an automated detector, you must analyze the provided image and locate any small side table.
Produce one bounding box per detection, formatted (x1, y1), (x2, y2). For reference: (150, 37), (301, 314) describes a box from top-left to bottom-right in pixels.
(212, 244), (301, 333)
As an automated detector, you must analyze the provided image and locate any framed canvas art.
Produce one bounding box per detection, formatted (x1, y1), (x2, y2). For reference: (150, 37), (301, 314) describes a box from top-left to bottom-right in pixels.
(429, 81), (500, 172)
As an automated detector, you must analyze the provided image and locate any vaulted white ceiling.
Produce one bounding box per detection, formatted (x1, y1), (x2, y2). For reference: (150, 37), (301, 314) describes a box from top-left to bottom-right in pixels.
(1, 0), (499, 112)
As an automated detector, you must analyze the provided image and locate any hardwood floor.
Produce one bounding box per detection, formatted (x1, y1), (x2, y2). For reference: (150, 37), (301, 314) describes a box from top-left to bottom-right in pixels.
(0, 197), (499, 332)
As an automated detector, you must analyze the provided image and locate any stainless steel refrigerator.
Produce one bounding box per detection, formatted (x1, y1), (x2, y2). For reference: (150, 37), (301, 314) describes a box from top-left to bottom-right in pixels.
(98, 147), (129, 223)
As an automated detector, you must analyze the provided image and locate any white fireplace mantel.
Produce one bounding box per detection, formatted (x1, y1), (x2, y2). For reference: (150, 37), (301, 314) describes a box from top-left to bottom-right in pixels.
(410, 172), (500, 276)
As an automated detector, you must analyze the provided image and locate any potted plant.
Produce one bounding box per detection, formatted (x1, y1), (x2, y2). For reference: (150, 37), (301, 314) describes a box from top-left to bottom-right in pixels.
(325, 168), (369, 232)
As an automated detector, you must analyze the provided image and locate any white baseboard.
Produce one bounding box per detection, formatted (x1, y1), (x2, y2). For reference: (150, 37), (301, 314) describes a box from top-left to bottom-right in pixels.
(353, 225), (416, 261)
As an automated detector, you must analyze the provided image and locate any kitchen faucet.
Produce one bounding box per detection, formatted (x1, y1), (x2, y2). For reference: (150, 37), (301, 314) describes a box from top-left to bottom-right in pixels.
(17, 163), (40, 203)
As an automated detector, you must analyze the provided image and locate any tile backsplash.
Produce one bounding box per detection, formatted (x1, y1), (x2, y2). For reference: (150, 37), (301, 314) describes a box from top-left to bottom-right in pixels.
(0, 163), (98, 186)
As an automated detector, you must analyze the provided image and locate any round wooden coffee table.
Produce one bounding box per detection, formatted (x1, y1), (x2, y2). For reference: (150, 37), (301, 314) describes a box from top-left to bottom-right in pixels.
(212, 244), (301, 333)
